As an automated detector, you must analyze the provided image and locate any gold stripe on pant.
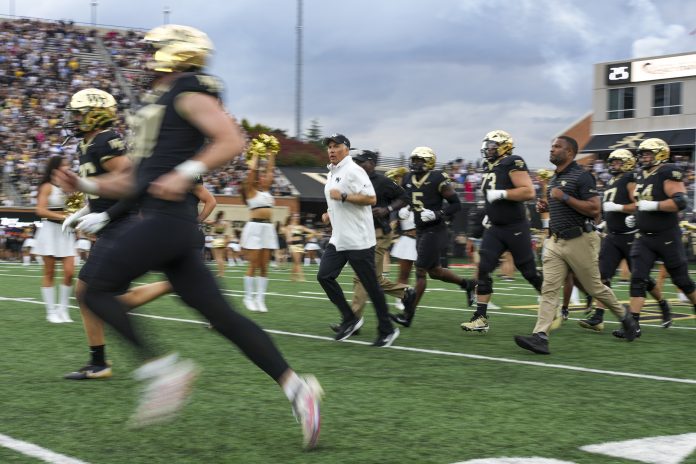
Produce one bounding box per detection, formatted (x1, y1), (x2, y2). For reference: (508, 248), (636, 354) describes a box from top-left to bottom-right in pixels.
(534, 231), (625, 335)
(351, 229), (408, 319)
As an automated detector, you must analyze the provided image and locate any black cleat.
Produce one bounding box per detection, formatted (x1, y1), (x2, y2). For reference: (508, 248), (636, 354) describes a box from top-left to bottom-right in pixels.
(578, 311), (604, 332)
(372, 328), (400, 347)
(613, 315), (640, 341)
(334, 317), (364, 341)
(514, 333), (550, 355)
(658, 300), (673, 328)
(402, 287), (417, 317)
(460, 279), (476, 307)
(330, 323), (360, 336)
(390, 311), (413, 328)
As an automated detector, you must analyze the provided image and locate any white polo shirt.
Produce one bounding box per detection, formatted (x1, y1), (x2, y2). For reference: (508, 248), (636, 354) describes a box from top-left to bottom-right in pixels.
(325, 156), (376, 251)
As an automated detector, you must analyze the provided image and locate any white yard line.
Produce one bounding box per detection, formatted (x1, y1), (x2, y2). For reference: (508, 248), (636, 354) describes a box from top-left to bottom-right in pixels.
(1, 296), (695, 385)
(0, 433), (89, 464)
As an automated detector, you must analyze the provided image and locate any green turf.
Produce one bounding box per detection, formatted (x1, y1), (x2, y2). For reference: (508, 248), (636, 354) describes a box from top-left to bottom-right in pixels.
(1, 261), (695, 463)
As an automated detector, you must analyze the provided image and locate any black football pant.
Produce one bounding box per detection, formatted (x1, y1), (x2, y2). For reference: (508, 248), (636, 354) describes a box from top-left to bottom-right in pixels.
(317, 244), (394, 336)
(84, 212), (289, 381)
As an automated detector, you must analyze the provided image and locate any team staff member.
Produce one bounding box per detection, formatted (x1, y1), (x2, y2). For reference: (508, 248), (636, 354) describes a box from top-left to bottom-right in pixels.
(318, 134), (400, 347)
(579, 148), (671, 332)
(615, 138), (696, 338)
(391, 146), (475, 328)
(514, 136), (638, 355)
(55, 24), (322, 449)
(348, 149), (415, 321)
(461, 130), (542, 333)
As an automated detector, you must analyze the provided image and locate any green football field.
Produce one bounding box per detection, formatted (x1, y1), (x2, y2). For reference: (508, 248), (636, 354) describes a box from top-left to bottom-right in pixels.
(1, 260), (695, 464)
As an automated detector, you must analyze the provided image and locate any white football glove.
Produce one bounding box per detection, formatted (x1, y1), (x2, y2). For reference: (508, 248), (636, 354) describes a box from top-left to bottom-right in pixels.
(625, 215), (636, 228)
(486, 189), (508, 203)
(398, 207), (411, 220)
(595, 221), (606, 231)
(76, 212), (110, 234)
(482, 215), (490, 229)
(602, 202), (624, 213)
(62, 205), (90, 232)
(637, 200), (659, 211)
(420, 209), (438, 222)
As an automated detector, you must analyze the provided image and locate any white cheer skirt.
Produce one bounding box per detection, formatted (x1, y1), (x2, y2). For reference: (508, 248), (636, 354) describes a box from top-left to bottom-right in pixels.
(304, 242), (321, 251)
(241, 221), (278, 250)
(33, 221), (76, 257)
(391, 235), (417, 261)
(228, 242), (242, 252)
(22, 238), (36, 249)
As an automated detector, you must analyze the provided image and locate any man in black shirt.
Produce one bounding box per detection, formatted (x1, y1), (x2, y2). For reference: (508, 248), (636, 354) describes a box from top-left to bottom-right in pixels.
(461, 130), (542, 333)
(514, 136), (637, 355)
(54, 24), (323, 449)
(578, 148), (671, 332)
(615, 138), (696, 338)
(391, 146), (475, 327)
(347, 150), (415, 321)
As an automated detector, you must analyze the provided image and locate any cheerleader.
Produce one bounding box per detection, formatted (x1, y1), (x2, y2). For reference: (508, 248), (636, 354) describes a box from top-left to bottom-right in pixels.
(33, 156), (76, 323)
(207, 210), (228, 277)
(240, 135), (280, 312)
(391, 206), (417, 310)
(227, 228), (243, 266)
(303, 222), (322, 266)
(286, 213), (314, 282)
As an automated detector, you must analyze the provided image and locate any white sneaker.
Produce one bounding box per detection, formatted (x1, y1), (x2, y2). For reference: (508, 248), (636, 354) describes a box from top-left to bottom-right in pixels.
(256, 300), (268, 313)
(244, 297), (259, 312)
(57, 306), (73, 323)
(130, 354), (199, 428)
(46, 309), (63, 324)
(292, 375), (324, 450)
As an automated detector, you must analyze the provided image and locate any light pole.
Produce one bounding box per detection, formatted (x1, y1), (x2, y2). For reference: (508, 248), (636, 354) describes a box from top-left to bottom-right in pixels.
(294, 0), (303, 140)
(163, 6), (171, 24)
(90, 1), (98, 26)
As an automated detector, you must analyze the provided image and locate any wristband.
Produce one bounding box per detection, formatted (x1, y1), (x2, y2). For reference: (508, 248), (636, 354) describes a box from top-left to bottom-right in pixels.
(561, 193), (570, 203)
(175, 160), (207, 180)
(76, 178), (99, 195)
(387, 205), (394, 212)
(341, 192), (348, 203)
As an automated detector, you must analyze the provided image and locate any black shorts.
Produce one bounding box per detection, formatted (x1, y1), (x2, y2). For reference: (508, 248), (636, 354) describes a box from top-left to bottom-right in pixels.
(478, 222), (535, 274)
(630, 228), (687, 280)
(599, 233), (634, 280)
(79, 217), (137, 294)
(415, 224), (448, 270)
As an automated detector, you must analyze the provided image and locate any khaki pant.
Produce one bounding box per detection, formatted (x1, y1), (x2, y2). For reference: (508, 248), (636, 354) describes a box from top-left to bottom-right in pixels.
(534, 232), (625, 335)
(351, 229), (408, 318)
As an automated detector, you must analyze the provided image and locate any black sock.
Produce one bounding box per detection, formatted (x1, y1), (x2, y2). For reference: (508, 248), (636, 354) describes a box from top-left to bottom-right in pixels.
(586, 295), (593, 308)
(90, 345), (106, 366)
(594, 308), (605, 319)
(475, 302), (488, 318)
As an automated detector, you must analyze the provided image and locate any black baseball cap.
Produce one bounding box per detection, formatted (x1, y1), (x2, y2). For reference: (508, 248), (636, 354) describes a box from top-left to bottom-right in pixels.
(353, 149), (378, 164)
(323, 133), (350, 149)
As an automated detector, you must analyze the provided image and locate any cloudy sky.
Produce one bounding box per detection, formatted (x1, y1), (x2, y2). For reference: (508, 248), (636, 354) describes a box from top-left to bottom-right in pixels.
(15, 0), (696, 167)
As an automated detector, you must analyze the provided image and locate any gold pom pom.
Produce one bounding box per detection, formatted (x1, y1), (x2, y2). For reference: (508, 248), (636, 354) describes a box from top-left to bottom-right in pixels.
(536, 169), (553, 181)
(64, 192), (85, 214)
(246, 134), (280, 165)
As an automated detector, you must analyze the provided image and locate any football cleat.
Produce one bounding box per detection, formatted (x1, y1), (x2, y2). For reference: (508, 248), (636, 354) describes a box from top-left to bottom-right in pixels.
(64, 363), (113, 380)
(658, 299), (673, 328)
(130, 353), (199, 428)
(578, 310), (604, 332)
(461, 314), (489, 333)
(612, 327), (642, 339)
(292, 375), (324, 450)
(514, 333), (550, 355)
(334, 317), (364, 341)
(390, 311), (413, 328)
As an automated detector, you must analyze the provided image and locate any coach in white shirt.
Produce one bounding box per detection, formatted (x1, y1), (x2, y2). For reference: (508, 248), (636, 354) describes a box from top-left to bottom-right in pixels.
(318, 134), (400, 347)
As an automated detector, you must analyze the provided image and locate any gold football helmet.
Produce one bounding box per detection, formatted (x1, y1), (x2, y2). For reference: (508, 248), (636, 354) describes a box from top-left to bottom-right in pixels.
(637, 138), (670, 167)
(144, 24), (214, 73)
(607, 148), (636, 174)
(482, 130), (514, 161)
(66, 88), (117, 133)
(409, 146), (436, 173)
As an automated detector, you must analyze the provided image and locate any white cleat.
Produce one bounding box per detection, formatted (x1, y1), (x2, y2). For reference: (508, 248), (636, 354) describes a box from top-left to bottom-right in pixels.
(57, 306), (73, 323)
(244, 297), (259, 312)
(292, 375), (324, 450)
(130, 353), (200, 428)
(46, 310), (63, 324)
(256, 300), (268, 313)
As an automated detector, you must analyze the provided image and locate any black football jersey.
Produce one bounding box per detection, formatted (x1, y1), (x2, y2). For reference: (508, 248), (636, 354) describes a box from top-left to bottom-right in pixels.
(634, 163), (683, 233)
(77, 129), (126, 213)
(132, 72), (223, 221)
(602, 172), (634, 234)
(402, 170), (452, 229)
(480, 155), (529, 225)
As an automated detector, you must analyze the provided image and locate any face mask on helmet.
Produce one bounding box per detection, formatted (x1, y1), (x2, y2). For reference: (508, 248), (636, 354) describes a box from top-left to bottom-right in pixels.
(482, 130), (514, 162)
(64, 88), (117, 135)
(607, 149), (636, 175)
(409, 147), (436, 173)
(637, 138), (670, 168)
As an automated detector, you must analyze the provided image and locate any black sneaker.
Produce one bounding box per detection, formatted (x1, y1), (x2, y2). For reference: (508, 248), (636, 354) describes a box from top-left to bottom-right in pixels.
(64, 363), (112, 380)
(578, 310), (604, 332)
(514, 333), (550, 355)
(372, 328), (400, 347)
(658, 300), (673, 328)
(390, 311), (413, 328)
(330, 323), (360, 336)
(613, 317), (640, 341)
(335, 317), (364, 341)
(561, 306), (569, 321)
(460, 279), (476, 307)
